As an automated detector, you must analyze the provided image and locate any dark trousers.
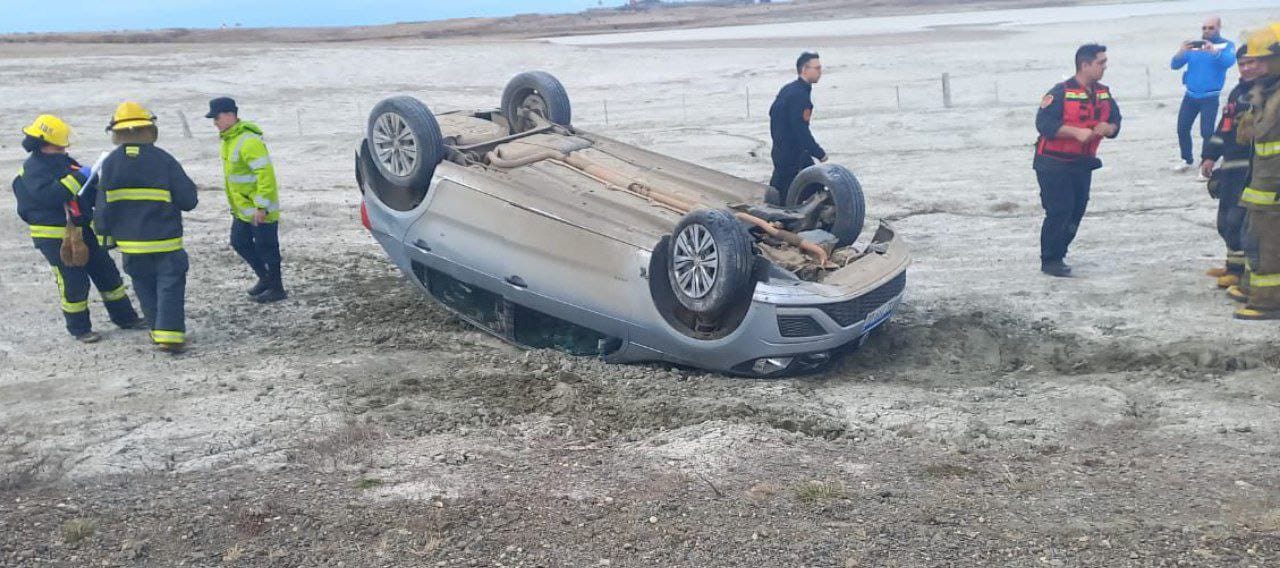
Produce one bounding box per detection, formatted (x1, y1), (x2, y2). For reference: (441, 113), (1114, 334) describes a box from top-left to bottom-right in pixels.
(769, 152), (811, 204)
(1036, 168), (1092, 263)
(1215, 169), (1249, 272)
(230, 219), (282, 287)
(33, 227), (138, 336)
(1177, 94), (1219, 165)
(123, 250), (189, 344)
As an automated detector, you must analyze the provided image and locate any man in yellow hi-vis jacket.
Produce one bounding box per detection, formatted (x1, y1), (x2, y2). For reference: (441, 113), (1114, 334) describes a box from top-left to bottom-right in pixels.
(208, 97), (286, 303)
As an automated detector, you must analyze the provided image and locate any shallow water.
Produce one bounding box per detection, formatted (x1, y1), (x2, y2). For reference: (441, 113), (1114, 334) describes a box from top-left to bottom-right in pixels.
(548, 0), (1280, 45)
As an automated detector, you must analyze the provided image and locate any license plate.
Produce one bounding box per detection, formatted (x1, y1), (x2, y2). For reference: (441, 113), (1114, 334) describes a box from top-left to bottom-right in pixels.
(863, 297), (899, 331)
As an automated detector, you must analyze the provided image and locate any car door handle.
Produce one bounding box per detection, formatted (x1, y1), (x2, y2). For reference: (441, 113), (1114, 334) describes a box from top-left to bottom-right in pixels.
(505, 275), (527, 289)
(412, 239), (432, 252)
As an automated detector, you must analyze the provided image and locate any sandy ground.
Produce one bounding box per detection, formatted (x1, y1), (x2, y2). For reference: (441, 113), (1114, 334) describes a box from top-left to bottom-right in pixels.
(2, 2), (1280, 566)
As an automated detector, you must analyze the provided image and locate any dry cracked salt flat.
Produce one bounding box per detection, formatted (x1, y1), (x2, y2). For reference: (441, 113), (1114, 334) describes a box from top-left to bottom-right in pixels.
(1, 3), (1279, 567)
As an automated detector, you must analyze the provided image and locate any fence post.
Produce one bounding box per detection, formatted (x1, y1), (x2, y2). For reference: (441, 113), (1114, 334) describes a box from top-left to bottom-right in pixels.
(942, 73), (953, 109)
(296, 108), (303, 136)
(176, 110), (193, 139)
(745, 85), (751, 118)
(895, 86), (901, 110)
(1145, 65), (1152, 99)
(604, 99), (609, 126)
(682, 90), (687, 123)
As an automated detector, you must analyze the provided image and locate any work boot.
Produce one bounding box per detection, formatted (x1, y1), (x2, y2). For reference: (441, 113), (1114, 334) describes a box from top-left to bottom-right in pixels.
(247, 264), (270, 297)
(75, 331), (101, 344)
(157, 341), (187, 354)
(1217, 274), (1240, 288)
(1041, 260), (1072, 278)
(253, 263), (287, 303)
(1234, 306), (1280, 320)
(247, 279), (270, 297)
(1226, 285), (1249, 303)
(254, 287), (288, 303)
(1206, 266), (1230, 277)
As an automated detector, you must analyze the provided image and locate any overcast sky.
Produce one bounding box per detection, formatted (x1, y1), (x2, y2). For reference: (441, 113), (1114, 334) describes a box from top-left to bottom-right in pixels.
(1, 1), (620, 33)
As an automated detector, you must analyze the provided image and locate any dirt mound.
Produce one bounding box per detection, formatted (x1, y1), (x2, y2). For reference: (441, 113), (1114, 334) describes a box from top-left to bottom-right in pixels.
(845, 306), (1276, 376)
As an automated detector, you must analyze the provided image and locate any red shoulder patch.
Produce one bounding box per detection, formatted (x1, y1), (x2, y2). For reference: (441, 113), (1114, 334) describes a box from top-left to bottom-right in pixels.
(1040, 94), (1054, 109)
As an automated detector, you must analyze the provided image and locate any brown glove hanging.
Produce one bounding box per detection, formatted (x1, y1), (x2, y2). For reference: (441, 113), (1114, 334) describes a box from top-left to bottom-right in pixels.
(60, 204), (89, 267)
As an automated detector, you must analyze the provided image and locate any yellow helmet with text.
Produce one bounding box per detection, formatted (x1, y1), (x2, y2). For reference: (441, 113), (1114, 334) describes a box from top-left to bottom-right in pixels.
(22, 114), (72, 147)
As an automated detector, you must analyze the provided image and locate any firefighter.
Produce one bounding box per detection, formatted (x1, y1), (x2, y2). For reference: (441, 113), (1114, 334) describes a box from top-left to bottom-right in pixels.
(768, 51), (827, 205)
(1032, 44), (1122, 277)
(12, 114), (142, 342)
(1232, 24), (1280, 320)
(207, 97), (286, 303)
(95, 102), (199, 351)
(1201, 45), (1261, 289)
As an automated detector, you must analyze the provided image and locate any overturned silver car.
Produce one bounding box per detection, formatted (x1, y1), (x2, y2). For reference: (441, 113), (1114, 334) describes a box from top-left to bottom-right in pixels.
(355, 71), (909, 376)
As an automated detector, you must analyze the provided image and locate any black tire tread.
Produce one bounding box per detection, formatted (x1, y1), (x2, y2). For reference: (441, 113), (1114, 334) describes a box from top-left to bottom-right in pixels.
(501, 71), (572, 134)
(785, 163), (866, 247)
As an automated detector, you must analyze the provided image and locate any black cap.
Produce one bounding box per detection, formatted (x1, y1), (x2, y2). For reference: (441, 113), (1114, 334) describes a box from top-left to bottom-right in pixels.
(205, 97), (238, 119)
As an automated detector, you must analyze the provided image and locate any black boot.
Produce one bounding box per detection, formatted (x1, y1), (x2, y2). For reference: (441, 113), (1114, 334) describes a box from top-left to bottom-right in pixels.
(254, 263), (287, 303)
(247, 264), (270, 297)
(1041, 259), (1073, 278)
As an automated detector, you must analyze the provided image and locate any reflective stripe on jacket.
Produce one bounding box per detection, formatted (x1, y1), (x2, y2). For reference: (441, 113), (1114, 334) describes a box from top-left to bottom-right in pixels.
(12, 152), (91, 235)
(1241, 76), (1280, 211)
(219, 121), (280, 223)
(95, 143), (198, 254)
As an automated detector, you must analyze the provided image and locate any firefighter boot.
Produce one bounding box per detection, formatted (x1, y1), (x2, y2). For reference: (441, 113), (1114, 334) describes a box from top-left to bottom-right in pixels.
(1226, 285), (1249, 303)
(1234, 306), (1280, 320)
(1217, 274), (1240, 288)
(157, 341), (187, 354)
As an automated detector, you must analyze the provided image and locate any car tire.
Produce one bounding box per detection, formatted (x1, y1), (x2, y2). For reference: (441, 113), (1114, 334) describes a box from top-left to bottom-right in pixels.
(501, 71), (572, 134)
(785, 163), (866, 247)
(365, 96), (445, 193)
(667, 208), (755, 319)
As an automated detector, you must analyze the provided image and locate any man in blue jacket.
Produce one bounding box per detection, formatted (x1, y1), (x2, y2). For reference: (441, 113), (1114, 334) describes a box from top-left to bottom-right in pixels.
(1171, 16), (1237, 174)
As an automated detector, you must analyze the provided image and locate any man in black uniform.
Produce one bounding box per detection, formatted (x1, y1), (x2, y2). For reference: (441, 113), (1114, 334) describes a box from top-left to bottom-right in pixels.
(1033, 44), (1122, 277)
(1202, 46), (1262, 290)
(95, 102), (199, 353)
(768, 51), (828, 204)
(12, 114), (142, 342)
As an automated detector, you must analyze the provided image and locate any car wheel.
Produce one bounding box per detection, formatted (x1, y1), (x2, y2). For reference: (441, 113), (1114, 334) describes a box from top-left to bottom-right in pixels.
(667, 208), (755, 319)
(785, 164), (866, 247)
(501, 71), (572, 134)
(366, 96), (445, 193)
